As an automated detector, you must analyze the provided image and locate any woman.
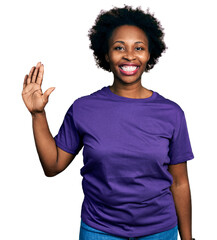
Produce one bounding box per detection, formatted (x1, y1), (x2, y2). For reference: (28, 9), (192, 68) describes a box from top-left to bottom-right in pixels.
(22, 5), (195, 240)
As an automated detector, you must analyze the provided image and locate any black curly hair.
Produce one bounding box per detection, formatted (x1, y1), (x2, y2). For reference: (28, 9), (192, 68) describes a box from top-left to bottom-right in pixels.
(88, 5), (167, 72)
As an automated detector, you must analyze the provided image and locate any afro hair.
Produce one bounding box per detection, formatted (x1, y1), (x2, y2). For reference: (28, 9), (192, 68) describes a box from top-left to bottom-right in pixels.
(88, 5), (167, 72)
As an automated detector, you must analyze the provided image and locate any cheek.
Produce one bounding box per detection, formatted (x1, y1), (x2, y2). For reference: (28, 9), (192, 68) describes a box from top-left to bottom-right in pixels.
(108, 54), (120, 66)
(139, 53), (150, 62)
(138, 55), (150, 72)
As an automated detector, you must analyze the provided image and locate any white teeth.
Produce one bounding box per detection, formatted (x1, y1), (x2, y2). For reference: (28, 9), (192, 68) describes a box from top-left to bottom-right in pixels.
(120, 65), (138, 71)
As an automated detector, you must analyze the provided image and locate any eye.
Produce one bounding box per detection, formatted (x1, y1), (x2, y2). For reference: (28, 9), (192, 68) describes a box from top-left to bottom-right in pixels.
(135, 47), (144, 51)
(114, 46), (124, 51)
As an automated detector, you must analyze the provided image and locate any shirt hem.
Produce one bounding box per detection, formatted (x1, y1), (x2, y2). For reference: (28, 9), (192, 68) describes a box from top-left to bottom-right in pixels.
(170, 153), (194, 165)
(54, 138), (78, 155)
(80, 217), (178, 238)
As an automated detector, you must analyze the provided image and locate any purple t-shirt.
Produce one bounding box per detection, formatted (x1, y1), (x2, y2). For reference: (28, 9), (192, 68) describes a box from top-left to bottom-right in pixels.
(54, 86), (194, 238)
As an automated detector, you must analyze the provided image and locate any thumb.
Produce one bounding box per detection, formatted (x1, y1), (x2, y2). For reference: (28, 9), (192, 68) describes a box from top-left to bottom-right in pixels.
(43, 87), (55, 102)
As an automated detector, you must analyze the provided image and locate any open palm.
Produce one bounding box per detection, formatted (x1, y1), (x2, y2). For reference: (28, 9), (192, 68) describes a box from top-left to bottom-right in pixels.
(22, 62), (55, 115)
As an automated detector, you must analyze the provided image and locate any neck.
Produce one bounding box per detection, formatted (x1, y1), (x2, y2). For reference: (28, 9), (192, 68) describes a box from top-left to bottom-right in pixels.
(109, 82), (152, 99)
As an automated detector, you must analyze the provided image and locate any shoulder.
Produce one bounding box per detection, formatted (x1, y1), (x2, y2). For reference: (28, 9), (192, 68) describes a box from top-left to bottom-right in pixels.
(72, 86), (107, 109)
(155, 91), (184, 116)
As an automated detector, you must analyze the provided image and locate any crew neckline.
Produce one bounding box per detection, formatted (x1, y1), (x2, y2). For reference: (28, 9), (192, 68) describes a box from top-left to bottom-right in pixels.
(104, 85), (157, 102)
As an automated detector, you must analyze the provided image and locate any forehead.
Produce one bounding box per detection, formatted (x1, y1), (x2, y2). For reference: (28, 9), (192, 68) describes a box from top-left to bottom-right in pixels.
(108, 25), (149, 44)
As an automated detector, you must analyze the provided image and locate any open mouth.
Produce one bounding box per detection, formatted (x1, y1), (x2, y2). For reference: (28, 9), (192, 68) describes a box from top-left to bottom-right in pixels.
(119, 65), (140, 75)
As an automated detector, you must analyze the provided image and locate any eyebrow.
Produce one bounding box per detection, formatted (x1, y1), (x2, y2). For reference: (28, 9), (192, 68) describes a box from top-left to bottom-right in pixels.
(112, 40), (146, 45)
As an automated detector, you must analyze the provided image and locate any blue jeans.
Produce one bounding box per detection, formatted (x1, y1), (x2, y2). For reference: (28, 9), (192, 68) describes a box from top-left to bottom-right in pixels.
(79, 219), (178, 240)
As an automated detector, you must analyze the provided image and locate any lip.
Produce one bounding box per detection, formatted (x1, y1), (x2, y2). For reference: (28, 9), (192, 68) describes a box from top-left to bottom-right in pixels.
(118, 64), (140, 76)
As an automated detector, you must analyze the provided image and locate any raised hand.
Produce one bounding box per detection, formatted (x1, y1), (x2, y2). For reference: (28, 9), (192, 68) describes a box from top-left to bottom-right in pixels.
(22, 62), (55, 115)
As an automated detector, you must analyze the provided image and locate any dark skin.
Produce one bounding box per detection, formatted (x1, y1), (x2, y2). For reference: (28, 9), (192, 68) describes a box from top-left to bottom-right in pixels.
(169, 162), (193, 240)
(105, 25), (152, 99)
(22, 25), (193, 240)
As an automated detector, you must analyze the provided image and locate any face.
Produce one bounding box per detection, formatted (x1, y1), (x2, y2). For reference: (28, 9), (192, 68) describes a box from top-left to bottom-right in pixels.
(105, 25), (150, 84)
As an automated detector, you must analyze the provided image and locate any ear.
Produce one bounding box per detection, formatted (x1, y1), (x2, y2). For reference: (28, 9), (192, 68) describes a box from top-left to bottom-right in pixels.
(105, 54), (109, 63)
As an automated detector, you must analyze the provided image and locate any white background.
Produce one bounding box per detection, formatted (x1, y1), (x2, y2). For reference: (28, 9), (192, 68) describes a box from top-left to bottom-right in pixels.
(0, 0), (216, 239)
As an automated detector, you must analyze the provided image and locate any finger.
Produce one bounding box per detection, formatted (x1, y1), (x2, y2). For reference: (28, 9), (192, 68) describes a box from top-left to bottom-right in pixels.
(43, 87), (55, 102)
(36, 62), (41, 68)
(36, 64), (44, 86)
(27, 66), (35, 84)
(23, 74), (28, 89)
(32, 66), (39, 83)
(32, 62), (42, 83)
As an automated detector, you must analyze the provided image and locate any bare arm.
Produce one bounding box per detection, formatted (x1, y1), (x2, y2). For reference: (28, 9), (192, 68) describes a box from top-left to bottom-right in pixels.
(32, 111), (76, 177)
(168, 162), (192, 240)
(22, 62), (75, 177)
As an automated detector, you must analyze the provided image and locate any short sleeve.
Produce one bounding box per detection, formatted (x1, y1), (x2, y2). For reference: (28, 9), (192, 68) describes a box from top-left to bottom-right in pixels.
(54, 104), (83, 155)
(168, 110), (194, 165)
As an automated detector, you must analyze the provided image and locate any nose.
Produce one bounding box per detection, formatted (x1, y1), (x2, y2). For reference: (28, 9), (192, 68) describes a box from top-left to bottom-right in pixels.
(123, 49), (136, 61)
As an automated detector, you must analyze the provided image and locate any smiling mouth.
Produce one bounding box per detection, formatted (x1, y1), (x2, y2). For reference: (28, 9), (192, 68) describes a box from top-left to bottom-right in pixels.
(119, 65), (140, 75)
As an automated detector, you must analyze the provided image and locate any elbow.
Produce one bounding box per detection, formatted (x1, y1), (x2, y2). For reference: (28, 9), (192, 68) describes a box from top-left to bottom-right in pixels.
(45, 172), (57, 177)
(44, 169), (59, 177)
(42, 162), (60, 177)
(170, 180), (190, 193)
